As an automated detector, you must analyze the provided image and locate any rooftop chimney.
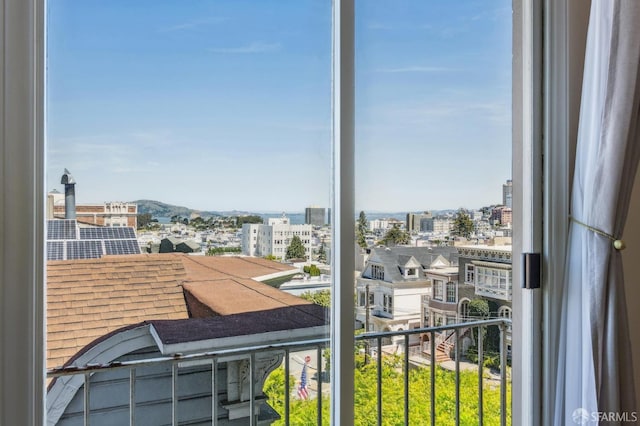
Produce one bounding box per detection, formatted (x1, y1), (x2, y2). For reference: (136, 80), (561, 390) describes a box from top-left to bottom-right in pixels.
(61, 169), (76, 219)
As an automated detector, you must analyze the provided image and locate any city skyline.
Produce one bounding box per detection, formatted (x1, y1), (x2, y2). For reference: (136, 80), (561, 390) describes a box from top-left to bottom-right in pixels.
(46, 0), (511, 212)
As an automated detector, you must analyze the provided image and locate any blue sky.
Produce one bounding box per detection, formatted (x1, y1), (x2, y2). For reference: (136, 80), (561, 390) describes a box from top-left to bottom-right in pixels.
(46, 0), (511, 212)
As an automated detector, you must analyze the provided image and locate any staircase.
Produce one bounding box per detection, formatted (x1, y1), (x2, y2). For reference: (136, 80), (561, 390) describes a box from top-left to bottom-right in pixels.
(423, 327), (471, 364)
(422, 335), (452, 363)
(434, 341), (453, 362)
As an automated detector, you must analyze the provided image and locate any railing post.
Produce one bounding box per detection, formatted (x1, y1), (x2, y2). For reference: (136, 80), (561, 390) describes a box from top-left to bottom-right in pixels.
(249, 353), (256, 426)
(211, 359), (218, 426)
(84, 372), (91, 426)
(500, 322), (507, 426)
(129, 368), (136, 426)
(430, 330), (436, 426)
(404, 334), (409, 426)
(317, 346), (323, 426)
(172, 362), (178, 426)
(377, 337), (382, 426)
(454, 328), (460, 426)
(284, 350), (290, 426)
(478, 325), (484, 426)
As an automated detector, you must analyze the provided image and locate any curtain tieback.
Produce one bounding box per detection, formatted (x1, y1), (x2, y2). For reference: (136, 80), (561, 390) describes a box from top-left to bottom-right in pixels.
(570, 216), (626, 250)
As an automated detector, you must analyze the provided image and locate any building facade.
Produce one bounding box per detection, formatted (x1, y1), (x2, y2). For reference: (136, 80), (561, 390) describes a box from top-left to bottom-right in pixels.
(406, 212), (432, 233)
(52, 200), (138, 228)
(491, 206), (513, 226)
(355, 246), (458, 346)
(457, 244), (513, 352)
(502, 179), (513, 208)
(305, 206), (326, 226)
(242, 216), (312, 260)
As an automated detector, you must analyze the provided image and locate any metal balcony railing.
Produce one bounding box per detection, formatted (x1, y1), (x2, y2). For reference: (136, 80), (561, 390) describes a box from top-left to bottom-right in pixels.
(47, 318), (511, 426)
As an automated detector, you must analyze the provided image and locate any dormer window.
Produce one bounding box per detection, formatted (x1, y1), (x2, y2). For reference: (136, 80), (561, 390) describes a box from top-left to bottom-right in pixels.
(371, 264), (384, 280)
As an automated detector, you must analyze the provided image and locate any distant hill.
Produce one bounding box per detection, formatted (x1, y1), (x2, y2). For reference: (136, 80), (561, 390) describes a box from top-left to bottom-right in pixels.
(133, 200), (221, 218)
(133, 199), (414, 222)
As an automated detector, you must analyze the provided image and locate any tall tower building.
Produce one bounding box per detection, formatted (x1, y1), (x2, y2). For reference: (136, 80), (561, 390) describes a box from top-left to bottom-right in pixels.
(406, 212), (433, 233)
(502, 179), (513, 208)
(305, 206), (326, 226)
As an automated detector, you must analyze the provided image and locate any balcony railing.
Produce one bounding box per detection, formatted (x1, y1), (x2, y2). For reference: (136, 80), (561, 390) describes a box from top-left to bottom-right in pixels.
(475, 283), (513, 301)
(47, 319), (511, 426)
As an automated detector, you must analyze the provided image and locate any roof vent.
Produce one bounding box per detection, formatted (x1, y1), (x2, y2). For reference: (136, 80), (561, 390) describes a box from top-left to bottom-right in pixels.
(61, 168), (76, 219)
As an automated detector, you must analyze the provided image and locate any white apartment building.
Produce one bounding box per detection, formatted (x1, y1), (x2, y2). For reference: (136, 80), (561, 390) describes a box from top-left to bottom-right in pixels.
(241, 216), (312, 260)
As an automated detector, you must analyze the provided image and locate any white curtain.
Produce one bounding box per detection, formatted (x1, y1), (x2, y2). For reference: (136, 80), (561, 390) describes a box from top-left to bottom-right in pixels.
(555, 0), (640, 424)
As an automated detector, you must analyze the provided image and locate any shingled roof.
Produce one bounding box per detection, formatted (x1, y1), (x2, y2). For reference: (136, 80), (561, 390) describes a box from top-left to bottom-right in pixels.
(47, 254), (189, 369)
(46, 254), (305, 369)
(364, 246), (459, 283)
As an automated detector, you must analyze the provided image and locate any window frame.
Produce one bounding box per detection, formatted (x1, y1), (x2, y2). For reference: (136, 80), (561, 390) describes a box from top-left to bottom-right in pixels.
(0, 0), (586, 424)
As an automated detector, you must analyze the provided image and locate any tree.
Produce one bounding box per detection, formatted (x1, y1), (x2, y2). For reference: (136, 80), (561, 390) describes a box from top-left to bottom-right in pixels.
(299, 289), (330, 307)
(137, 213), (153, 229)
(356, 211), (368, 248)
(468, 298), (490, 319)
(380, 224), (410, 246)
(451, 210), (474, 239)
(236, 215), (264, 227)
(286, 235), (306, 260)
(264, 353), (511, 425)
(317, 239), (327, 263)
(206, 246), (241, 256)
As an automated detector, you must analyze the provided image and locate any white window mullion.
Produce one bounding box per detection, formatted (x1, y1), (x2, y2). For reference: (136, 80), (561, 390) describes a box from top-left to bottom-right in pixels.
(512, 0), (543, 425)
(330, 0), (355, 425)
(0, 0), (46, 424)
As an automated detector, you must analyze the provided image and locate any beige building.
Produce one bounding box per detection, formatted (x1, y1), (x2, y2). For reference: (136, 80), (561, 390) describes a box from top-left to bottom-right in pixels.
(51, 200), (138, 228)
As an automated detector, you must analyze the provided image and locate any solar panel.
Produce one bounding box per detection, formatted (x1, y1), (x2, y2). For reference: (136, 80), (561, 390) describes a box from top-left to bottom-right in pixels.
(46, 219), (141, 260)
(66, 240), (104, 260)
(79, 227), (136, 240)
(104, 239), (141, 255)
(47, 241), (65, 261)
(47, 220), (78, 240)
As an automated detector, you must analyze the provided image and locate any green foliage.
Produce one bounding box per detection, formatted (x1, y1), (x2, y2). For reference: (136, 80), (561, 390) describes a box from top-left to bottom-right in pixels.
(356, 211), (368, 248)
(452, 210), (474, 239)
(286, 235), (307, 260)
(309, 265), (321, 276)
(206, 246), (241, 256)
(264, 354), (511, 426)
(380, 224), (410, 246)
(235, 215), (264, 226)
(317, 242), (327, 263)
(468, 298), (490, 319)
(264, 254), (278, 261)
(137, 213), (153, 229)
(299, 290), (331, 308)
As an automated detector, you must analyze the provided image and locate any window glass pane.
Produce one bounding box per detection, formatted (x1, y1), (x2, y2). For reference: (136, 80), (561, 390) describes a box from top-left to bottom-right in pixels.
(355, 0), (512, 423)
(46, 1), (332, 424)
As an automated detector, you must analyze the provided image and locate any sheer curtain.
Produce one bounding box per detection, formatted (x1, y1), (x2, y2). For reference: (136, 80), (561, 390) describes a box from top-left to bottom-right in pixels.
(555, 0), (640, 424)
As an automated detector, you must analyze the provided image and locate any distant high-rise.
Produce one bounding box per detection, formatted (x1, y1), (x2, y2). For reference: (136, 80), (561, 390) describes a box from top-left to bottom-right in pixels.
(406, 212), (433, 233)
(305, 206), (326, 226)
(502, 179), (513, 208)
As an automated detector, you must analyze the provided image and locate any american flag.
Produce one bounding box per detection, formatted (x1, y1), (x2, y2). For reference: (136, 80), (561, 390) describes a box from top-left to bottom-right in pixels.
(297, 363), (309, 400)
